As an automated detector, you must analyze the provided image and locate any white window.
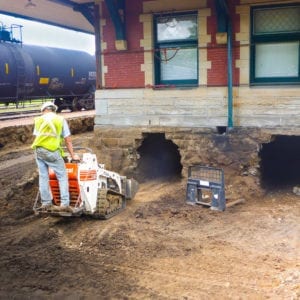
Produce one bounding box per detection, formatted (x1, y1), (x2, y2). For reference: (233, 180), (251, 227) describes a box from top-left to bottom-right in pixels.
(154, 13), (198, 86)
(251, 5), (300, 84)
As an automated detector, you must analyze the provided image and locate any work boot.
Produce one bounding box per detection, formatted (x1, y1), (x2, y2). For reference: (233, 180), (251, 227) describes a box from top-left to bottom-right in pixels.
(57, 205), (74, 213)
(210, 206), (222, 211)
(39, 204), (53, 211)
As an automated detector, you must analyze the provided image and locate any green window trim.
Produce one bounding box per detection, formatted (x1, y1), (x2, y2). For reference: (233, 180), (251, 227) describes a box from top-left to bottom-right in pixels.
(154, 12), (199, 87)
(250, 4), (300, 85)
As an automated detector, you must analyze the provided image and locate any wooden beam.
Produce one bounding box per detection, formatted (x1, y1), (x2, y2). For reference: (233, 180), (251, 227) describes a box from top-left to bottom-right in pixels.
(214, 0), (229, 33)
(104, 0), (127, 49)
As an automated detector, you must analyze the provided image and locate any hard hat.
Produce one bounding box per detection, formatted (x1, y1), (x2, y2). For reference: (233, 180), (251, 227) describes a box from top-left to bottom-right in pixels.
(41, 101), (58, 112)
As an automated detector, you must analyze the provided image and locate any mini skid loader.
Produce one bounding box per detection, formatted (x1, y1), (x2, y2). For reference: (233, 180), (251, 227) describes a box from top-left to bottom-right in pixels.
(33, 148), (139, 219)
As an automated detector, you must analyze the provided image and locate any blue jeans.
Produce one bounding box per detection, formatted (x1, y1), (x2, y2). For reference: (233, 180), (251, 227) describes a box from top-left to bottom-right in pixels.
(35, 147), (70, 206)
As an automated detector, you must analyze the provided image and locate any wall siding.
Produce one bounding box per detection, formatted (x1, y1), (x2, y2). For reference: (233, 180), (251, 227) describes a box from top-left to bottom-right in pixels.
(101, 0), (145, 88)
(95, 0), (300, 129)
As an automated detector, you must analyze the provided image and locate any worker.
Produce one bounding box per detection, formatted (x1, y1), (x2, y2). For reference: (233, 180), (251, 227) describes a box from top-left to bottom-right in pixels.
(31, 101), (79, 212)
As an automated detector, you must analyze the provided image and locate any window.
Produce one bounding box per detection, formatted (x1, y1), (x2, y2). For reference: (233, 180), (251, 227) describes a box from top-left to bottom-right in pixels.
(154, 13), (198, 86)
(250, 5), (300, 84)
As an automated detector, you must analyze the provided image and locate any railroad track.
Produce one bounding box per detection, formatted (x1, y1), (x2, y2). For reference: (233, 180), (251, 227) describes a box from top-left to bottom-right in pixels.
(0, 110), (41, 121)
(0, 109), (95, 129)
(0, 107), (76, 121)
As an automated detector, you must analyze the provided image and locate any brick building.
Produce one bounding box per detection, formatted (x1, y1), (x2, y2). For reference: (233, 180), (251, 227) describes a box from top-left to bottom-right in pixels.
(93, 0), (300, 186)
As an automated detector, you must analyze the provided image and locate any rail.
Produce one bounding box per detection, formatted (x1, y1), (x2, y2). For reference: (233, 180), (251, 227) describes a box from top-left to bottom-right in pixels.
(0, 110), (40, 121)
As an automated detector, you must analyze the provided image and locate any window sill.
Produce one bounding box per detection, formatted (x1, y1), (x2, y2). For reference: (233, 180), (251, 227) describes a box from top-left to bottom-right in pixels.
(250, 81), (300, 87)
(146, 84), (199, 90)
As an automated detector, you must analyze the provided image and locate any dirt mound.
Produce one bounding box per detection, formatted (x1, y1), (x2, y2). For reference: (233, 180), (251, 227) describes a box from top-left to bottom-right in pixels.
(0, 132), (299, 299)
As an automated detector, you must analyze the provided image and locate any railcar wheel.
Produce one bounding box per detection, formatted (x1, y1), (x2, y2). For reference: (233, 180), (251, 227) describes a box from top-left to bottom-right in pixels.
(72, 98), (80, 112)
(83, 99), (95, 110)
(54, 98), (64, 112)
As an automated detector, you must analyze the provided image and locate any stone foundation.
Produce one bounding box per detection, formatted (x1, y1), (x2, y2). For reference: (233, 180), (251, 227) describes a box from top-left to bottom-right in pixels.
(92, 126), (269, 177)
(92, 126), (300, 196)
(2, 116), (299, 200)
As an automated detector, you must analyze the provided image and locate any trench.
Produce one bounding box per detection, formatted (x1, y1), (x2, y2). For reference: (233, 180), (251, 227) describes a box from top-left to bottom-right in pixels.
(259, 135), (300, 188)
(137, 133), (182, 182)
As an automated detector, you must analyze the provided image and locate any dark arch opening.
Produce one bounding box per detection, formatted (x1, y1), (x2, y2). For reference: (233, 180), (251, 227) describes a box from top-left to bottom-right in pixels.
(137, 133), (182, 182)
(259, 135), (300, 189)
(216, 126), (227, 134)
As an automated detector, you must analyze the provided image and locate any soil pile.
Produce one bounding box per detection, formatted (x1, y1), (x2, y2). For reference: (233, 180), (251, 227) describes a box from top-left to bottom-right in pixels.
(0, 133), (299, 299)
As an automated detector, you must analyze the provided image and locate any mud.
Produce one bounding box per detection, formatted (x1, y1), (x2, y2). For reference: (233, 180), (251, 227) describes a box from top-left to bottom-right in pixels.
(0, 131), (299, 299)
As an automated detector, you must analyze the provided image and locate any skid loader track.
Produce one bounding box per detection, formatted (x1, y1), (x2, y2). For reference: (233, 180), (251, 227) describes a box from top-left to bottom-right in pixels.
(96, 189), (126, 219)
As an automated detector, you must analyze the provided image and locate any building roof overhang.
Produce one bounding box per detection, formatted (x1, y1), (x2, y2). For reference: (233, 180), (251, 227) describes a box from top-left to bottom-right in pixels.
(0, 0), (95, 34)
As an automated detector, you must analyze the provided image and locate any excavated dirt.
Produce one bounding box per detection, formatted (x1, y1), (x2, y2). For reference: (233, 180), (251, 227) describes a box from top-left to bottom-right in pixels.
(0, 130), (299, 299)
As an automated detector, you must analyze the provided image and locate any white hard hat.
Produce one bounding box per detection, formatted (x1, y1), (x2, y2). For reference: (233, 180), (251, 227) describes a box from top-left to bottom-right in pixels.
(41, 101), (58, 112)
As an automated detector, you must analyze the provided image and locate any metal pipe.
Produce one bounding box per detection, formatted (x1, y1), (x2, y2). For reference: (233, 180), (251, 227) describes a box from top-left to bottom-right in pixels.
(227, 19), (233, 129)
(94, 4), (102, 89)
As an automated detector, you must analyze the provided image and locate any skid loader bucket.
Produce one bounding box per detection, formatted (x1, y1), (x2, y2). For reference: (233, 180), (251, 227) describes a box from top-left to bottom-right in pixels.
(125, 178), (139, 200)
(186, 165), (226, 211)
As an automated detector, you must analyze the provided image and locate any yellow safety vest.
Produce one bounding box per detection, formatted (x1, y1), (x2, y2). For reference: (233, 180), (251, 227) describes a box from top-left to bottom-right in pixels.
(31, 112), (64, 153)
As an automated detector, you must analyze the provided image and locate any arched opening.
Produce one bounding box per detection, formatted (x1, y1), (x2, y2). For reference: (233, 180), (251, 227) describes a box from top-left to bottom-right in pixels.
(216, 126), (227, 134)
(137, 133), (182, 182)
(259, 135), (300, 188)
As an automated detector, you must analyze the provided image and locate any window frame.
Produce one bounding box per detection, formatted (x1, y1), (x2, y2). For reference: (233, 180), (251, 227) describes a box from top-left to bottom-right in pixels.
(153, 12), (199, 87)
(250, 4), (300, 85)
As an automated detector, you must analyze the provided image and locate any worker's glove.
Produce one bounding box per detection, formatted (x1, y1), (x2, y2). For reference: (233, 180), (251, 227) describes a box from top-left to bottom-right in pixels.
(71, 154), (81, 162)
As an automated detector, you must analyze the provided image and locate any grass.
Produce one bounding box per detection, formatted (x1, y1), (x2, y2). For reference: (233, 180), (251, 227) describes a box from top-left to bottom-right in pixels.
(0, 100), (46, 113)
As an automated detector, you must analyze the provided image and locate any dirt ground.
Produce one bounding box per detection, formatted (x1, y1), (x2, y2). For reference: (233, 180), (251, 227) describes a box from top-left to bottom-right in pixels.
(0, 132), (299, 299)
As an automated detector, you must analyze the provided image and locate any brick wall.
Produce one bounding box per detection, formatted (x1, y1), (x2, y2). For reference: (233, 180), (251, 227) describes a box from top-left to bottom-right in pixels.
(102, 0), (145, 88)
(207, 0), (240, 86)
(96, 0), (300, 129)
(101, 0), (242, 88)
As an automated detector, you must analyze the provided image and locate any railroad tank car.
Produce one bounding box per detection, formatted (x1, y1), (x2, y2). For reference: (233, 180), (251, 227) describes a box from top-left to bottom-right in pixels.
(0, 30), (96, 111)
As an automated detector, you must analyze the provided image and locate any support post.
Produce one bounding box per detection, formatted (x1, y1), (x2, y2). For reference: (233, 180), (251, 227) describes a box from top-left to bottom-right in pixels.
(104, 0), (127, 50)
(214, 0), (234, 129)
(227, 19), (233, 129)
(94, 3), (102, 89)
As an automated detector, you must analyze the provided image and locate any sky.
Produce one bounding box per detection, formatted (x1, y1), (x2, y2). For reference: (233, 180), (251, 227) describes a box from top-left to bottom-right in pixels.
(0, 13), (95, 55)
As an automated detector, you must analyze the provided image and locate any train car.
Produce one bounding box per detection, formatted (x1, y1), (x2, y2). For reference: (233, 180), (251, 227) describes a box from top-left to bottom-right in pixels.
(0, 25), (96, 111)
